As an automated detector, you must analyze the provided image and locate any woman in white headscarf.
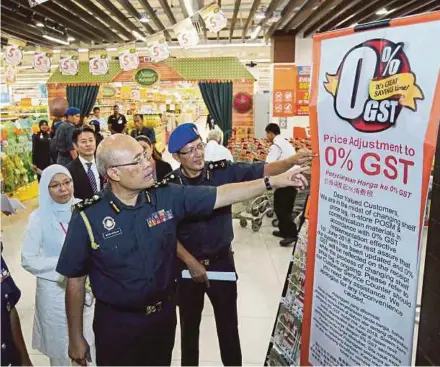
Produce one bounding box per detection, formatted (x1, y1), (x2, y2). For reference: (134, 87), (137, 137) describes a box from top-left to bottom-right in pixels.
(21, 165), (95, 366)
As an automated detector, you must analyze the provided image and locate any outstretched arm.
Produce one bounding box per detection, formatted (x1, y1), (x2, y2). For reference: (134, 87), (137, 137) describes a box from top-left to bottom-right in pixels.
(264, 149), (315, 176)
(214, 168), (307, 210)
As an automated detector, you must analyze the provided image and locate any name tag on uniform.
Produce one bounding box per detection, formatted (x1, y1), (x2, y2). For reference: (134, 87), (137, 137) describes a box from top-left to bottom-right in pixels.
(147, 209), (174, 228)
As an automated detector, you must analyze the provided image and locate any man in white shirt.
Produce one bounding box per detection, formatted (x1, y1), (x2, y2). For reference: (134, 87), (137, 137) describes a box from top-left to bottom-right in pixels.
(91, 107), (108, 132)
(265, 123), (298, 246)
(67, 126), (104, 200)
(204, 128), (234, 162)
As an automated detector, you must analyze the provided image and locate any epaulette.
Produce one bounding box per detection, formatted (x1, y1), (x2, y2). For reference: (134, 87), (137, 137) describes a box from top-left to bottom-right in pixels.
(207, 159), (228, 170)
(73, 194), (102, 211)
(152, 172), (178, 189)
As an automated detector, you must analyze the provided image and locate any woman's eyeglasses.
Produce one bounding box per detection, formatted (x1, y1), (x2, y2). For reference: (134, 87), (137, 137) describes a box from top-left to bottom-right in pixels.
(48, 178), (73, 190)
(109, 150), (153, 168)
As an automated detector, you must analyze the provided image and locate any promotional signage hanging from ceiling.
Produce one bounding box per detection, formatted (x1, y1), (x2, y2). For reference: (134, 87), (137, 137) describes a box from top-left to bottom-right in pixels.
(303, 12), (440, 366)
(5, 39), (26, 66)
(59, 50), (79, 75)
(33, 47), (52, 73)
(134, 69), (160, 86)
(295, 66), (311, 116)
(89, 49), (109, 75)
(200, 3), (228, 33)
(173, 18), (200, 49)
(118, 43), (139, 71)
(147, 32), (170, 62)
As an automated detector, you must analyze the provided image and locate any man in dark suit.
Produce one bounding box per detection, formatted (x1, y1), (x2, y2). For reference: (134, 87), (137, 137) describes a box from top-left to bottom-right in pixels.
(67, 126), (104, 200)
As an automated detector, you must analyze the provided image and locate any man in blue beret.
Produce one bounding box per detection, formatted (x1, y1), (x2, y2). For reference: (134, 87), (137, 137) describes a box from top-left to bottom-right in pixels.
(168, 123), (314, 366)
(55, 107), (81, 166)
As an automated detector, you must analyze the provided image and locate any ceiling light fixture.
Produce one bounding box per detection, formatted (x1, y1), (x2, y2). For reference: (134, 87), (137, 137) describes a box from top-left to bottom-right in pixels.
(139, 13), (150, 23)
(250, 25), (262, 40)
(183, 0), (194, 16)
(36, 21), (45, 27)
(42, 34), (70, 45)
(106, 47), (118, 51)
(376, 8), (388, 15)
(132, 30), (147, 42)
(67, 36), (75, 42)
(78, 48), (89, 52)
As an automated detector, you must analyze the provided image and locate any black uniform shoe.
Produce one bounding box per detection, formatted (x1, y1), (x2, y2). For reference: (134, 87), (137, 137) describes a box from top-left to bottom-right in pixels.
(272, 230), (283, 238)
(279, 237), (297, 247)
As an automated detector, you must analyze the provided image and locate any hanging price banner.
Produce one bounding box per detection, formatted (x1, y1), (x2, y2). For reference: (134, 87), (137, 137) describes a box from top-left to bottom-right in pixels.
(200, 4), (227, 33)
(33, 47), (52, 73)
(147, 32), (170, 62)
(295, 66), (311, 116)
(118, 44), (139, 71)
(59, 50), (79, 75)
(5, 65), (16, 83)
(173, 18), (199, 49)
(89, 49), (109, 75)
(302, 12), (440, 367)
(5, 39), (26, 66)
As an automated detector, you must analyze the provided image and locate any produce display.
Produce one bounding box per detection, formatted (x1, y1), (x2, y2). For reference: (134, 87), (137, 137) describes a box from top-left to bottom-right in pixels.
(1, 118), (43, 193)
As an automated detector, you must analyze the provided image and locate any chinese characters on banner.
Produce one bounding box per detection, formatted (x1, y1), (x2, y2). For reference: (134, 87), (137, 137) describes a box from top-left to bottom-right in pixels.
(295, 66), (311, 116)
(272, 64), (296, 117)
(302, 13), (440, 367)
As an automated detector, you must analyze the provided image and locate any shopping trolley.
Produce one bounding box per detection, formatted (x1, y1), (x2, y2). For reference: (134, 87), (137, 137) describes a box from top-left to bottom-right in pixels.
(232, 191), (275, 232)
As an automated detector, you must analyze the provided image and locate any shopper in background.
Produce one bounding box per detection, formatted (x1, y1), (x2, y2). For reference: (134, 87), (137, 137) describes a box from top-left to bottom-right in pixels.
(89, 119), (104, 146)
(131, 114), (156, 144)
(91, 107), (108, 132)
(265, 123), (298, 246)
(168, 123), (314, 366)
(56, 134), (307, 366)
(107, 104), (127, 134)
(31, 120), (52, 182)
(204, 128), (233, 162)
(21, 165), (95, 366)
(49, 116), (64, 164)
(67, 127), (104, 201)
(55, 107), (81, 166)
(206, 114), (215, 130)
(135, 135), (172, 181)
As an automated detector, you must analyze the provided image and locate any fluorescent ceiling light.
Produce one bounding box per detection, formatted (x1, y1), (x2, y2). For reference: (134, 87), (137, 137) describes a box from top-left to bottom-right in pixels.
(36, 22), (45, 27)
(376, 8), (388, 15)
(67, 36), (75, 42)
(78, 48), (89, 52)
(132, 30), (147, 42)
(255, 12), (266, 20)
(183, 0), (194, 16)
(250, 25), (262, 40)
(139, 13), (150, 23)
(106, 47), (118, 51)
(42, 34), (70, 45)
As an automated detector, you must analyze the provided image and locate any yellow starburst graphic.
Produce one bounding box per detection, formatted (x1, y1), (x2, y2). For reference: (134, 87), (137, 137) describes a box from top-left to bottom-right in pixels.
(324, 73), (339, 96)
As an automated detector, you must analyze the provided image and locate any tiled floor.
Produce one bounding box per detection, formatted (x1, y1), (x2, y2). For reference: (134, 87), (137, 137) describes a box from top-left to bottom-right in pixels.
(1, 198), (291, 366)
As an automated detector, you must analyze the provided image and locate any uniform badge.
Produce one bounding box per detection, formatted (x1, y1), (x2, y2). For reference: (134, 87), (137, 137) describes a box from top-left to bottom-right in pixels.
(147, 209), (174, 228)
(102, 216), (116, 231)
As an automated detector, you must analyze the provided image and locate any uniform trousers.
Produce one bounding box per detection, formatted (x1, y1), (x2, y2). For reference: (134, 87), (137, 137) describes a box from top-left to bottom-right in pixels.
(274, 187), (298, 238)
(93, 300), (176, 366)
(178, 256), (241, 366)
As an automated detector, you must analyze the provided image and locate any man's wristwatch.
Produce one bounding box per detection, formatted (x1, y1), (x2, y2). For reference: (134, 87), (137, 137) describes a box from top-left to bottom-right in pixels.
(264, 176), (273, 191)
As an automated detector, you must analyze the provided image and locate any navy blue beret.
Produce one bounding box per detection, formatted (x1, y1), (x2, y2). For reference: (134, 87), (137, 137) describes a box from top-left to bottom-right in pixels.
(168, 123), (201, 153)
(65, 107), (81, 116)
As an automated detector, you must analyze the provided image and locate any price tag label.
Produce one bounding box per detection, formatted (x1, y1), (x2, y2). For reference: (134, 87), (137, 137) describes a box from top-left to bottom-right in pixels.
(119, 50), (139, 71)
(89, 57), (109, 75)
(33, 52), (51, 73)
(5, 45), (23, 66)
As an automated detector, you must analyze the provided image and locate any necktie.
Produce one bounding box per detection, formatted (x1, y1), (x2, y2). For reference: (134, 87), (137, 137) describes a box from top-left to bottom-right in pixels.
(86, 162), (98, 193)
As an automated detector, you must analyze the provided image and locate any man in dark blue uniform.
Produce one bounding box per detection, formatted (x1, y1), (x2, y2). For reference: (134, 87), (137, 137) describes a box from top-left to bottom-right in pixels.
(56, 134), (308, 366)
(1, 251), (33, 366)
(168, 123), (314, 366)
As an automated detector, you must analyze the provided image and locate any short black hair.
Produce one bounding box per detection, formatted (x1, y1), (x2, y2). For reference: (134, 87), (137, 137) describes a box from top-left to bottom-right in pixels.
(72, 126), (96, 144)
(113, 105), (119, 109)
(135, 135), (152, 145)
(265, 123), (280, 135)
(93, 107), (100, 113)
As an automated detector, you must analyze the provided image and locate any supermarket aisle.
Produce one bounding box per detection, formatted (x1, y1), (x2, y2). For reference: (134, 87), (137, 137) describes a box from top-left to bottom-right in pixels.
(1, 179), (292, 365)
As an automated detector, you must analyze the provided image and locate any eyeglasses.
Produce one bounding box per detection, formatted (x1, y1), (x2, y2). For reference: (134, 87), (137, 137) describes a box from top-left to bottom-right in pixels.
(179, 143), (205, 156)
(48, 178), (73, 190)
(109, 150), (153, 168)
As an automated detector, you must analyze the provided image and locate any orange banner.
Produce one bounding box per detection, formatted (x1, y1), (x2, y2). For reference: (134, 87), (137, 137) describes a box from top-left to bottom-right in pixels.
(273, 64), (296, 117)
